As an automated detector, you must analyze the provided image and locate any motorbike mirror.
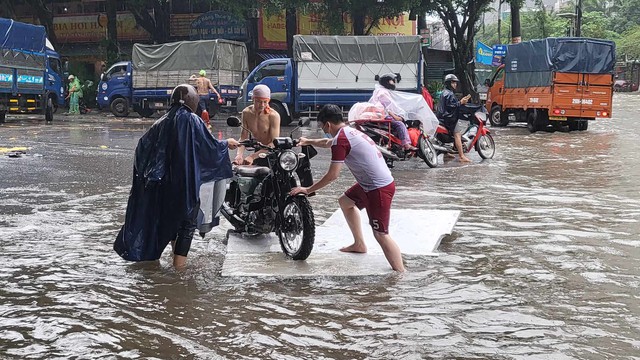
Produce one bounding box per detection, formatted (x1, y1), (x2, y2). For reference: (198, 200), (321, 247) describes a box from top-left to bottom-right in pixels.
(101, 73), (108, 82)
(484, 78), (490, 86)
(227, 116), (241, 127)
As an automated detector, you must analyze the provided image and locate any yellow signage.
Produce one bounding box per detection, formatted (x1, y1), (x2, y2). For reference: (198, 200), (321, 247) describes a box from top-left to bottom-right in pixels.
(51, 12), (149, 43)
(259, 11), (416, 50)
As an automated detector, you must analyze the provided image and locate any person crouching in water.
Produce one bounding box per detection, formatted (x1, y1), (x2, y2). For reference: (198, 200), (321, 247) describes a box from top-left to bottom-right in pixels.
(114, 84), (239, 269)
(290, 104), (405, 272)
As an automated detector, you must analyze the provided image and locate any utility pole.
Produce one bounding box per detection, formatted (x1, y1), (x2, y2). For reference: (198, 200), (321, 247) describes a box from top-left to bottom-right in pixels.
(497, 0), (502, 44)
(575, 0), (582, 37)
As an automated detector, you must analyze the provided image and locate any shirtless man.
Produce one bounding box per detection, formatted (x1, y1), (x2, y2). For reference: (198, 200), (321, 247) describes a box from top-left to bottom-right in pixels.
(234, 84), (281, 165)
(192, 70), (222, 117)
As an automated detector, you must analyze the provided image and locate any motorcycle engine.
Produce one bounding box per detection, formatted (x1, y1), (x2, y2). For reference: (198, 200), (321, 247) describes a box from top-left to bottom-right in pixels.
(247, 207), (275, 233)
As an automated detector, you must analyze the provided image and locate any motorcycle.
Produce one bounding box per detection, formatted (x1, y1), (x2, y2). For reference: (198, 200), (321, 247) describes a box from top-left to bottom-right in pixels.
(221, 117), (317, 260)
(350, 118), (439, 168)
(432, 103), (496, 160)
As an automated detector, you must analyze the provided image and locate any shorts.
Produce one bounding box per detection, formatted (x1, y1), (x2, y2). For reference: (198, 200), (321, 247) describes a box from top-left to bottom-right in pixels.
(455, 120), (469, 134)
(344, 181), (395, 234)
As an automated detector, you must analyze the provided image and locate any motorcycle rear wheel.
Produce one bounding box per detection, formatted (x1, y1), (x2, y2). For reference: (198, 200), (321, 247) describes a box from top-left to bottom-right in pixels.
(418, 136), (438, 168)
(278, 197), (315, 260)
(475, 134), (496, 159)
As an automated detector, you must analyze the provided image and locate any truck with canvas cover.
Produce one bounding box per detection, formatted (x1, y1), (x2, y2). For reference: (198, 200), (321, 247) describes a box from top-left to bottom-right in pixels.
(236, 35), (424, 125)
(97, 39), (248, 117)
(0, 18), (65, 123)
(485, 37), (615, 132)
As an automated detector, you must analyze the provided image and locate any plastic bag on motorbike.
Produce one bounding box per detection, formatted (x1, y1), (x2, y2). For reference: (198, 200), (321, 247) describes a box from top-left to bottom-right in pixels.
(347, 102), (386, 122)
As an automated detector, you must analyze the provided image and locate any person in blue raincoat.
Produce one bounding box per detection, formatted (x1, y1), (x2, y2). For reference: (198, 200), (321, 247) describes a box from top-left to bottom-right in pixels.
(114, 84), (239, 269)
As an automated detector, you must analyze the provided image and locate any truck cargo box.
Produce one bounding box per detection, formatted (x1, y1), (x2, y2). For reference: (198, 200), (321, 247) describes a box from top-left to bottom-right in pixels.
(131, 39), (248, 90)
(504, 38), (615, 88)
(293, 35), (422, 91)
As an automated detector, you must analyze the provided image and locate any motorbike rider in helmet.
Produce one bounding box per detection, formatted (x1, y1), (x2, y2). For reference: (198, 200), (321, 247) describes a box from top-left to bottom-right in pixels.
(369, 73), (417, 151)
(438, 74), (472, 162)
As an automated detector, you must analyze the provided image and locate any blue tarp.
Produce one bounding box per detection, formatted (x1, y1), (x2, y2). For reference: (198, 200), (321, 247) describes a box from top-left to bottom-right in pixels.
(0, 18), (46, 53)
(505, 37), (615, 74)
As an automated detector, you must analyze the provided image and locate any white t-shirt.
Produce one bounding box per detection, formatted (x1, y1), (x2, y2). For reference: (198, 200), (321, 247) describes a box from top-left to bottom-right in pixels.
(331, 126), (394, 192)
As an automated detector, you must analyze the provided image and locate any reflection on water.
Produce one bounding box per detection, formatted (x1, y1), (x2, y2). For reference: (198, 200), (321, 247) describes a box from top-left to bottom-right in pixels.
(1, 95), (640, 358)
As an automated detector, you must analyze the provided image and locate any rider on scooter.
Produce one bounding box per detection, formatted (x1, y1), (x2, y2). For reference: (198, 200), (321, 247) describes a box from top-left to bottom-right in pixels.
(370, 73), (417, 151)
(438, 74), (471, 162)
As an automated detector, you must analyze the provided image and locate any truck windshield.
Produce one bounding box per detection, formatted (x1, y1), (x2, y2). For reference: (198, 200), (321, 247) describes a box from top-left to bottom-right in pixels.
(106, 65), (127, 79)
(252, 63), (286, 82)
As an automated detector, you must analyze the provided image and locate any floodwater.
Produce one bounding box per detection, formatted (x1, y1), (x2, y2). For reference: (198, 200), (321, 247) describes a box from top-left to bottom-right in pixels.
(1, 95), (639, 359)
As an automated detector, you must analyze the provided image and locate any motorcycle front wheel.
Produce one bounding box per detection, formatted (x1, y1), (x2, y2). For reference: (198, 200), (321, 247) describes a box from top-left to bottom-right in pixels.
(418, 136), (438, 168)
(475, 134), (496, 159)
(278, 197), (315, 260)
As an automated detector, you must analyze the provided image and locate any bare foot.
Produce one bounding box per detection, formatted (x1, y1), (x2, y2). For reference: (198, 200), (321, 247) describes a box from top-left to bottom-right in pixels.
(459, 156), (472, 163)
(340, 243), (367, 253)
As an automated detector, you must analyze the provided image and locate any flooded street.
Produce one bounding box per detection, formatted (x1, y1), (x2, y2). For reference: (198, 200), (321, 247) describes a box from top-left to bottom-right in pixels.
(1, 95), (640, 359)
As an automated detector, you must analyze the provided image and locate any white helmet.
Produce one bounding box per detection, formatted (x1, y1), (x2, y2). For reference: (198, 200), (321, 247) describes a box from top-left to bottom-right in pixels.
(444, 74), (459, 83)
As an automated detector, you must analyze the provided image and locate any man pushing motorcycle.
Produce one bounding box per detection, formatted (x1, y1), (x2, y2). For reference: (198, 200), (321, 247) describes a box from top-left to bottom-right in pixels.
(290, 104), (405, 272)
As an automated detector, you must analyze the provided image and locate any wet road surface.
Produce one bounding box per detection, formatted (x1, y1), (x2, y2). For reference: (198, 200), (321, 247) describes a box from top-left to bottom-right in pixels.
(1, 96), (640, 359)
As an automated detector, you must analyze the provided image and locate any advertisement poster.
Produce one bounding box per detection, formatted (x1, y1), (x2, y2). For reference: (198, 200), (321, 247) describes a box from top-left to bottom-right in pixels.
(52, 12), (149, 43)
(476, 41), (494, 66)
(259, 11), (416, 50)
(190, 10), (248, 41)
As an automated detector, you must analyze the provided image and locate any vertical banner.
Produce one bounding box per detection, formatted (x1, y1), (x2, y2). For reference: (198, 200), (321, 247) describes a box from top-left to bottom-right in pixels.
(492, 45), (507, 66)
(476, 41), (494, 66)
(258, 11), (287, 50)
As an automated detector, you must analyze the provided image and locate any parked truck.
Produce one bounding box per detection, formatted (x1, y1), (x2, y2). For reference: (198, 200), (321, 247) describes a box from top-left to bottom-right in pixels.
(0, 18), (65, 123)
(237, 35), (424, 125)
(485, 37), (615, 132)
(97, 39), (248, 117)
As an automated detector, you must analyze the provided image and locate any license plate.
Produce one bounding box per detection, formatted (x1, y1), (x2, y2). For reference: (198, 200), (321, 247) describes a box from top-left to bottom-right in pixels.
(226, 100), (232, 106)
(479, 93), (487, 100)
(549, 116), (567, 120)
(154, 102), (163, 107)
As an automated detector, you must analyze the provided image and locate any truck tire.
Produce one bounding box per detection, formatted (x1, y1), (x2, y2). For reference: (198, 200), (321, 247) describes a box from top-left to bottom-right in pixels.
(526, 111), (537, 133)
(45, 97), (53, 123)
(110, 98), (130, 117)
(137, 107), (154, 118)
(578, 120), (588, 131)
(0, 111), (5, 123)
(489, 105), (509, 127)
(270, 101), (291, 126)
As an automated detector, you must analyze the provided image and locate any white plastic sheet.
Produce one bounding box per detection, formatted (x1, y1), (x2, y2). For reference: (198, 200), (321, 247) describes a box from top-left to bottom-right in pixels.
(349, 85), (440, 137)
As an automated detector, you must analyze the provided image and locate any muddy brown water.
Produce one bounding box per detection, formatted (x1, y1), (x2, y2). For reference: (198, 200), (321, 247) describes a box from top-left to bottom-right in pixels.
(1, 96), (639, 359)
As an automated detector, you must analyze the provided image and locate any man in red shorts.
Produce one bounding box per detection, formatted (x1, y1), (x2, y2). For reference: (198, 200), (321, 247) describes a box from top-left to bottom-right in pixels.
(290, 104), (405, 272)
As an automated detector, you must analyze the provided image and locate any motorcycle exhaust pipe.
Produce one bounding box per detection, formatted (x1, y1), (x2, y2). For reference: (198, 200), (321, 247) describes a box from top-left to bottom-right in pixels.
(431, 144), (449, 152)
(376, 145), (400, 160)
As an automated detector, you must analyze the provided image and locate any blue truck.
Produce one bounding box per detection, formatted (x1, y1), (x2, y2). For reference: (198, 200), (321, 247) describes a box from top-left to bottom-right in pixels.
(97, 39), (248, 117)
(0, 18), (65, 123)
(236, 35), (424, 125)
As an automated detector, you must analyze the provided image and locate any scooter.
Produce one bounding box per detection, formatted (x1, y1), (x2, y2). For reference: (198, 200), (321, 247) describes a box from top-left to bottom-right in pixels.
(432, 104), (496, 160)
(350, 118), (439, 168)
(221, 117), (317, 260)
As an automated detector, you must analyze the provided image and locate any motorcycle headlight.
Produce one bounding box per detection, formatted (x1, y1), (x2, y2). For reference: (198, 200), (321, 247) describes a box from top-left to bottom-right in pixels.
(279, 150), (298, 171)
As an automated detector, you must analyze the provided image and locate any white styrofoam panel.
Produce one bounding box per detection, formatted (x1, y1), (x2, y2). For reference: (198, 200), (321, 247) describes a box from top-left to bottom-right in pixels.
(297, 62), (419, 90)
(221, 209), (460, 277)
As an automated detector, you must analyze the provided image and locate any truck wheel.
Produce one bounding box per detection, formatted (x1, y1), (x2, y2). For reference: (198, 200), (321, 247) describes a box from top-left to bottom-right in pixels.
(270, 101), (291, 126)
(137, 107), (154, 118)
(568, 120), (579, 131)
(45, 97), (54, 123)
(110, 98), (130, 117)
(490, 105), (508, 127)
(0, 111), (5, 123)
(526, 112), (537, 133)
(578, 120), (588, 131)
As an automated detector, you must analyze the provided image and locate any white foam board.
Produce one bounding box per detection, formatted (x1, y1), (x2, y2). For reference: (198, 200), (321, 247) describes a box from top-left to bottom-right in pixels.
(221, 209), (460, 277)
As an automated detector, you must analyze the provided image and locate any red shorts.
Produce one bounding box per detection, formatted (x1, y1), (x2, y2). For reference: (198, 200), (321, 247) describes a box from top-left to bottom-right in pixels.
(344, 181), (395, 234)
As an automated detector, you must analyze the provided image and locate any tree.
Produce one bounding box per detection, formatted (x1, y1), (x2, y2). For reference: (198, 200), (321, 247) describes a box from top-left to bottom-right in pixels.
(618, 26), (640, 59)
(424, 0), (494, 97)
(24, 0), (58, 47)
(507, 0), (523, 43)
(106, 0), (119, 66)
(128, 0), (171, 44)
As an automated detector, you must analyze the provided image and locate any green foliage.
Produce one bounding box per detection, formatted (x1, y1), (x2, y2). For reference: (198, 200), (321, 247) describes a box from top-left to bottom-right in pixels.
(618, 26), (640, 59)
